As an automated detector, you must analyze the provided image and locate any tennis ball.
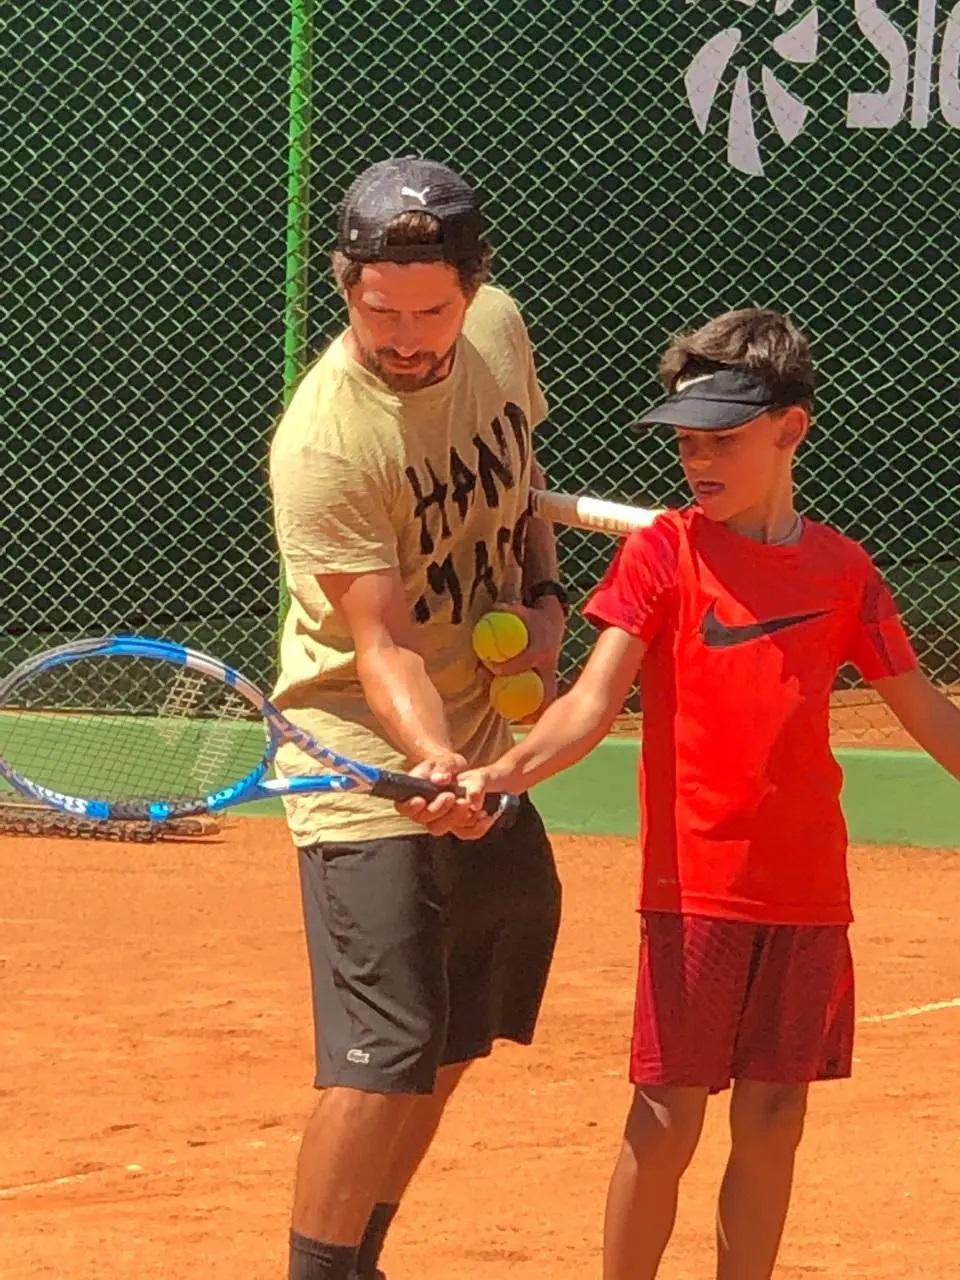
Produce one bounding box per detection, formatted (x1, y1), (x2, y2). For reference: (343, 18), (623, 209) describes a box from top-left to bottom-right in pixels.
(489, 670), (545, 721)
(471, 610), (529, 664)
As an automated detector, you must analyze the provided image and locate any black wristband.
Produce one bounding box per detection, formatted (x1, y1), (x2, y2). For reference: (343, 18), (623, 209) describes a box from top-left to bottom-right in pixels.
(524, 579), (570, 617)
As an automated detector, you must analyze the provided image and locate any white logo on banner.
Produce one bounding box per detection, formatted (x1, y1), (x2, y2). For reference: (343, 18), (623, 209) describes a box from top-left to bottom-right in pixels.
(684, 0), (960, 174)
(685, 0), (819, 176)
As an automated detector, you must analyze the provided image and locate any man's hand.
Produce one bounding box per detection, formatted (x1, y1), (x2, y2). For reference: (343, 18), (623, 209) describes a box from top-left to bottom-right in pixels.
(394, 751), (500, 840)
(477, 600), (565, 722)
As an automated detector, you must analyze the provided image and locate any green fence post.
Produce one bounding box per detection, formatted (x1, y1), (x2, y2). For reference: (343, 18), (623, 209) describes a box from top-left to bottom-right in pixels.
(277, 0), (314, 653)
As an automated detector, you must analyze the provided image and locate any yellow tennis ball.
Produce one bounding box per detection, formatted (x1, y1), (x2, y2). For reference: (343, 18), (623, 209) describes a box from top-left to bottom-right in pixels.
(471, 610), (529, 664)
(489, 670), (545, 721)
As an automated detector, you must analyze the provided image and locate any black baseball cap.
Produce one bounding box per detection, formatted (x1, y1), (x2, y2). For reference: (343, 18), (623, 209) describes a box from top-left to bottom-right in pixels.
(337, 156), (486, 264)
(633, 366), (808, 431)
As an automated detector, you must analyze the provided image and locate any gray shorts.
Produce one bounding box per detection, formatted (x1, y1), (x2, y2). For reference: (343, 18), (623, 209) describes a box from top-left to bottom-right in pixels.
(297, 796), (561, 1094)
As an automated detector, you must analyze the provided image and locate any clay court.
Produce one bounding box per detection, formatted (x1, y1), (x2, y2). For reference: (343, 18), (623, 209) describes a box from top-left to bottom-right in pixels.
(2, 819), (958, 1279)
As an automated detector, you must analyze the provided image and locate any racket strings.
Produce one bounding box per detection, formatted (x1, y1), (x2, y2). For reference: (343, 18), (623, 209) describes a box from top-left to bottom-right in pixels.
(0, 656), (265, 805)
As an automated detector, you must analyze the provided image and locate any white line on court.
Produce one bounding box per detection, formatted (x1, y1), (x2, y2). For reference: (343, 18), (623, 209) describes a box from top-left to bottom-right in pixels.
(0, 1139), (287, 1200)
(858, 996), (960, 1024)
(0, 1166), (142, 1199)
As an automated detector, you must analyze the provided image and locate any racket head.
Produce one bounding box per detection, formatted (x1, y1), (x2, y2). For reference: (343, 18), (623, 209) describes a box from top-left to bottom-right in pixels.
(0, 637), (276, 821)
(0, 637), (520, 825)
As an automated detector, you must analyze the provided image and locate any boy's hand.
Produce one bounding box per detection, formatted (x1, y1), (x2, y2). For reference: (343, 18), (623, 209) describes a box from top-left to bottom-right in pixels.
(455, 762), (522, 816)
(395, 752), (500, 840)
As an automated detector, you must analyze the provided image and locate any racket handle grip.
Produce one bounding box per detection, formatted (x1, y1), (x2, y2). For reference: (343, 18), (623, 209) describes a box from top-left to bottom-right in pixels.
(372, 770), (520, 821)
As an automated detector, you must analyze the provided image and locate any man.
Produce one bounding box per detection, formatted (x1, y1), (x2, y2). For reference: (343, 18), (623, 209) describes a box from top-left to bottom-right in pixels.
(270, 156), (564, 1280)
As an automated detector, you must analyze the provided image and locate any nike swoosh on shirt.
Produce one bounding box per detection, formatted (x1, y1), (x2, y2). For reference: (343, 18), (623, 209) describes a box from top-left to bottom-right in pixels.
(700, 602), (830, 648)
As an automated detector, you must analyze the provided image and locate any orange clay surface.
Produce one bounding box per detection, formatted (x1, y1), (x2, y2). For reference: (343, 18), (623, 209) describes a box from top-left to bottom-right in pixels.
(2, 822), (959, 1279)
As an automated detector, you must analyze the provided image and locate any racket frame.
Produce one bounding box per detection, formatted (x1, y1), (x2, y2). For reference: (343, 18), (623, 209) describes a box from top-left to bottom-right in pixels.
(0, 637), (513, 822)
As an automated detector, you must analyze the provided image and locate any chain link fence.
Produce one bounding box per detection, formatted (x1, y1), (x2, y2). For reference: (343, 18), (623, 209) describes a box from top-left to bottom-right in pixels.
(5, 0), (289, 681)
(5, 0), (959, 743)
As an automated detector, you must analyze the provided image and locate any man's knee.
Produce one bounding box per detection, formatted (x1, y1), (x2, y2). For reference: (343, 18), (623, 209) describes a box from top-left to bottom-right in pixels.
(316, 1084), (419, 1137)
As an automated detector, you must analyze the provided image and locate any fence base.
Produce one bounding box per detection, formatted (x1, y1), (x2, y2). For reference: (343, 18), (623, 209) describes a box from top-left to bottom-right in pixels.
(526, 739), (960, 849)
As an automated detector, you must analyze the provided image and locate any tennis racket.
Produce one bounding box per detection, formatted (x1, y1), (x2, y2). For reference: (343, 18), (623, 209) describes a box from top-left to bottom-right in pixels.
(0, 636), (518, 825)
(531, 488), (662, 536)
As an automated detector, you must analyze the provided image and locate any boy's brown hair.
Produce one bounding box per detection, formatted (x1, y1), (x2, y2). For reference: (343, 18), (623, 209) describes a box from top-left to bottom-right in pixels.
(660, 308), (814, 410)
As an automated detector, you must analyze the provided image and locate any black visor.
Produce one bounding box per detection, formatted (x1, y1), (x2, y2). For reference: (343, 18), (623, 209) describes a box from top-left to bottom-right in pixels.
(633, 368), (800, 431)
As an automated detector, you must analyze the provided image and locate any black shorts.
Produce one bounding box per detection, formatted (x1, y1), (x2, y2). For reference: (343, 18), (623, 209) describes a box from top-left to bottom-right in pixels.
(297, 796), (561, 1094)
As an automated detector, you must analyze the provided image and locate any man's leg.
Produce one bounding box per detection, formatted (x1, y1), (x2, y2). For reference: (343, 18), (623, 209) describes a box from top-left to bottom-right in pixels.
(352, 1062), (470, 1278)
(292, 835), (451, 1279)
(291, 1087), (418, 1243)
(344, 799), (559, 1279)
(603, 1084), (709, 1280)
(350, 796), (559, 1277)
(715, 1080), (808, 1280)
(372, 1061), (470, 1204)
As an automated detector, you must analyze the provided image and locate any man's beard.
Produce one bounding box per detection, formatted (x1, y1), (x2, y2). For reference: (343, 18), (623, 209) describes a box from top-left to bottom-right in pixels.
(361, 342), (456, 392)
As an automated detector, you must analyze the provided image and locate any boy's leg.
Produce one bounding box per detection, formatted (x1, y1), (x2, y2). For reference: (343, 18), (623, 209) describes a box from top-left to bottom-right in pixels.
(604, 1084), (709, 1280)
(716, 1080), (808, 1280)
(605, 912), (760, 1280)
(715, 922), (854, 1280)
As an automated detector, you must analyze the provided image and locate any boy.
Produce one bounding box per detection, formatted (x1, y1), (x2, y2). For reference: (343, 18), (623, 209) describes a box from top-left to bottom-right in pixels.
(450, 309), (960, 1278)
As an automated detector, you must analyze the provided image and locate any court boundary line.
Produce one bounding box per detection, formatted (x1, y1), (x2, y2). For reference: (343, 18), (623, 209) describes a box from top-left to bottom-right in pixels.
(858, 996), (960, 1024)
(0, 1136), (298, 1200)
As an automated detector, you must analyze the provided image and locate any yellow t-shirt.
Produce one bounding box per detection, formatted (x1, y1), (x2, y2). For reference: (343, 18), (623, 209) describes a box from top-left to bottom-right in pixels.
(270, 284), (547, 845)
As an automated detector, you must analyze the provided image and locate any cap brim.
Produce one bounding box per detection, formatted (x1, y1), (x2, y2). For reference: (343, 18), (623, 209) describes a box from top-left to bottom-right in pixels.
(631, 398), (772, 431)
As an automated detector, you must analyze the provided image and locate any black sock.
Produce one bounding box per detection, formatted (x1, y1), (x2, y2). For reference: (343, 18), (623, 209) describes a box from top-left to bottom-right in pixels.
(289, 1230), (357, 1280)
(355, 1202), (398, 1278)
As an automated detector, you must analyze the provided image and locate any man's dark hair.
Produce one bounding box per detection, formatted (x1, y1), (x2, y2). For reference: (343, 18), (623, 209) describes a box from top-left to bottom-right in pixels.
(331, 211), (493, 296)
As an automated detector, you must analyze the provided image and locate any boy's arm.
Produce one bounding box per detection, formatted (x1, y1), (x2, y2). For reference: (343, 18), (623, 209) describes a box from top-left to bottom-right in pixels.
(872, 669), (960, 779)
(463, 515), (677, 797)
(459, 625), (646, 800)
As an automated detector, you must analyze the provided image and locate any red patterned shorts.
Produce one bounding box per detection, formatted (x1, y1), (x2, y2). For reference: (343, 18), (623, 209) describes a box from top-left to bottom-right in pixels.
(631, 911), (855, 1092)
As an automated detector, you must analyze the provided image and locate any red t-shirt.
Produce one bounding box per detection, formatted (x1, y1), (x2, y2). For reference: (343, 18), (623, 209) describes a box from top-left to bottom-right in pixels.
(584, 509), (918, 925)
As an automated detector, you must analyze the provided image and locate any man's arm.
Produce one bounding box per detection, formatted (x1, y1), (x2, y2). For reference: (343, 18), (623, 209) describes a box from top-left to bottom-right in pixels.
(318, 566), (490, 836)
(318, 566), (455, 768)
(481, 455), (565, 692)
(523, 456), (560, 590)
(521, 454), (565, 644)
(873, 669), (960, 779)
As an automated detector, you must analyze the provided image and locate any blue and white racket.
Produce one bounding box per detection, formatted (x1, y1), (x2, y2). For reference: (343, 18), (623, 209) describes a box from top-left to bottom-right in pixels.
(0, 636), (517, 824)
